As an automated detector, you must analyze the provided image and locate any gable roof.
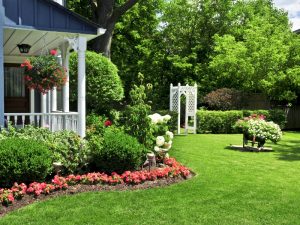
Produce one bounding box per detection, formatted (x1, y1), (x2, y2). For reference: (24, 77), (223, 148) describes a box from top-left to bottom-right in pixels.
(294, 29), (300, 34)
(2, 0), (100, 35)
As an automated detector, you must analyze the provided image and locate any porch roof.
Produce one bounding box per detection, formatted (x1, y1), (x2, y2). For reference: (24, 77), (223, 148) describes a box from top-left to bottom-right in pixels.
(1, 0), (105, 58)
(2, 0), (100, 35)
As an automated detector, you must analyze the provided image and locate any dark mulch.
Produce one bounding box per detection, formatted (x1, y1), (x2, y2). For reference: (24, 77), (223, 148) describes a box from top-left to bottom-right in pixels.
(0, 173), (194, 217)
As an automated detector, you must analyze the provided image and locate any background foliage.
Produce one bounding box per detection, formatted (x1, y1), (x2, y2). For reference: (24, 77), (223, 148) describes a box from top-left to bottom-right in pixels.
(67, 0), (300, 112)
(197, 109), (286, 134)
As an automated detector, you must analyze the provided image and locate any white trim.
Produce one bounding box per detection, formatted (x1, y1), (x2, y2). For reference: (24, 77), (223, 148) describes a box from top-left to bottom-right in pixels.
(41, 94), (47, 127)
(97, 28), (107, 36)
(30, 89), (35, 113)
(60, 42), (70, 112)
(4, 55), (25, 64)
(4, 112), (79, 132)
(76, 36), (87, 138)
(51, 88), (57, 112)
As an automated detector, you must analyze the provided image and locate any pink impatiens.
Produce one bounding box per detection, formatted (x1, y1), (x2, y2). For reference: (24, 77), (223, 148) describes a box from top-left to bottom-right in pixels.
(0, 158), (191, 206)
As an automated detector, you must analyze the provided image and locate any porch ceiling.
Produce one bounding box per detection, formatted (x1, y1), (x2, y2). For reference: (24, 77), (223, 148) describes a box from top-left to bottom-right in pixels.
(3, 27), (97, 57)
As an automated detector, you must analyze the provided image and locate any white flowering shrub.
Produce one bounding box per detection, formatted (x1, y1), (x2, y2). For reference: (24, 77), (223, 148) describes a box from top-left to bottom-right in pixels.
(247, 119), (282, 143)
(148, 113), (171, 125)
(148, 113), (174, 162)
(234, 114), (282, 143)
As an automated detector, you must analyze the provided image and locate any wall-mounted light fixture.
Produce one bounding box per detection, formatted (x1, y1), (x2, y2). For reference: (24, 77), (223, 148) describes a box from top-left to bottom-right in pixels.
(17, 44), (31, 54)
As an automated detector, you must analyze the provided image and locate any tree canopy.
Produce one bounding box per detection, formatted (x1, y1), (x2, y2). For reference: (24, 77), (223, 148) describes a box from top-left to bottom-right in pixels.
(68, 0), (300, 109)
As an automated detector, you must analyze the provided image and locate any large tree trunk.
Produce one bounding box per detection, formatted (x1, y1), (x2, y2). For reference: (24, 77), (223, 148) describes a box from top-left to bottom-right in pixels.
(90, 0), (140, 58)
(93, 21), (115, 58)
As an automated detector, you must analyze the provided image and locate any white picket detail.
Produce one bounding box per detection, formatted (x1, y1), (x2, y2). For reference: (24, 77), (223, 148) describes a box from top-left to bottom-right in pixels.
(4, 112), (79, 133)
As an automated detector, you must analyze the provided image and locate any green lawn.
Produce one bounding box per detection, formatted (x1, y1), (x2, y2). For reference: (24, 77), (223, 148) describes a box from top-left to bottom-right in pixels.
(1, 132), (300, 225)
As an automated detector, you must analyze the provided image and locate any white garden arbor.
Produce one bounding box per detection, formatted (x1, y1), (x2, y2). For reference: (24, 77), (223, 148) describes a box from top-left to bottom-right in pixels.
(170, 83), (197, 134)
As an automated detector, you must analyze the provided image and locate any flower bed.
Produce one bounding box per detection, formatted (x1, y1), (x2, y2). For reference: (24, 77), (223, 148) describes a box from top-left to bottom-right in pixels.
(0, 158), (191, 207)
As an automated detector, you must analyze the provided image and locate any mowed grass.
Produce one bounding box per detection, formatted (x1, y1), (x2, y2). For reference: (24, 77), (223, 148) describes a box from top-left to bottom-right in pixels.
(1, 132), (300, 225)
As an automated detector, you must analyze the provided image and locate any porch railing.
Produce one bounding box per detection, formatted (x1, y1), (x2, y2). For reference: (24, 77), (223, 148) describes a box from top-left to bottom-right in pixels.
(4, 112), (79, 133)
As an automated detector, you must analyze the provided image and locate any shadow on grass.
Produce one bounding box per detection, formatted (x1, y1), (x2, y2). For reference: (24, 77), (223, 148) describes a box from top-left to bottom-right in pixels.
(273, 140), (300, 161)
(224, 145), (273, 153)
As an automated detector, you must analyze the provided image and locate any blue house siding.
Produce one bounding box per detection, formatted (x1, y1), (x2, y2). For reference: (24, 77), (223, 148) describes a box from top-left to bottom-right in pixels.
(3, 0), (98, 34)
(0, 2), (4, 127)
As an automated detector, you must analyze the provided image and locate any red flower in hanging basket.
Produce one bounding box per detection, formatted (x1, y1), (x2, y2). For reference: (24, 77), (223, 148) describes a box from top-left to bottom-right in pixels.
(21, 50), (66, 94)
(50, 49), (57, 56)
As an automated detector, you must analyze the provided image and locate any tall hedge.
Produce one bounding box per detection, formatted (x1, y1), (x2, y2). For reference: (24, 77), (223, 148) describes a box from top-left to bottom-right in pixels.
(69, 51), (124, 113)
(197, 109), (286, 134)
(197, 110), (243, 134)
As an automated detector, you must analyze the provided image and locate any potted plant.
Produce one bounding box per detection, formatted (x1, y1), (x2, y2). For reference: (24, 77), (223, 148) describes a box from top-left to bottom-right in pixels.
(21, 49), (67, 94)
(234, 114), (282, 148)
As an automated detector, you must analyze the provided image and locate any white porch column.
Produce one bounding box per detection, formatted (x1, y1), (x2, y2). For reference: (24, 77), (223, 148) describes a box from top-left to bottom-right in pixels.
(51, 88), (57, 112)
(77, 36), (87, 137)
(41, 94), (47, 127)
(0, 5), (4, 127)
(60, 42), (70, 113)
(30, 89), (35, 113)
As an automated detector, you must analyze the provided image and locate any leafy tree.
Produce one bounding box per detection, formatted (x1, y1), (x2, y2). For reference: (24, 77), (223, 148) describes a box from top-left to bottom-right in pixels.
(66, 0), (141, 57)
(111, 0), (164, 103)
(208, 0), (300, 101)
(67, 0), (300, 106)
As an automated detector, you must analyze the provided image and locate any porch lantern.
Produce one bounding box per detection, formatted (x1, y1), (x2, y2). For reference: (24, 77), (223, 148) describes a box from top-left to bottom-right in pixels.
(17, 44), (31, 54)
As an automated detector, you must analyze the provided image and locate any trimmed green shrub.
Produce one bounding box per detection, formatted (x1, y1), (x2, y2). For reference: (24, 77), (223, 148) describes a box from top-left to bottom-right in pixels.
(197, 110), (243, 133)
(197, 109), (286, 134)
(0, 126), (90, 175)
(91, 128), (147, 174)
(0, 138), (52, 187)
(69, 51), (124, 113)
(269, 109), (287, 129)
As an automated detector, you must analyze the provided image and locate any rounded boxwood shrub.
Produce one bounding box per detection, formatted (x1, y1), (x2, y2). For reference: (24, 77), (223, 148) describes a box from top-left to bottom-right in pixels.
(69, 51), (124, 113)
(91, 128), (147, 174)
(0, 126), (90, 175)
(0, 138), (52, 187)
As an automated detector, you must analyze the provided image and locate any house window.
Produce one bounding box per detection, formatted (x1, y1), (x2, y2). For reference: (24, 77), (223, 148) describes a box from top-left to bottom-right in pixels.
(4, 66), (26, 97)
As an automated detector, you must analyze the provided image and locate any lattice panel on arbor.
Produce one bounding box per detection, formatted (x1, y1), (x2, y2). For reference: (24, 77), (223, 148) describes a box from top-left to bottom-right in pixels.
(170, 89), (179, 111)
(170, 83), (197, 134)
(187, 92), (196, 116)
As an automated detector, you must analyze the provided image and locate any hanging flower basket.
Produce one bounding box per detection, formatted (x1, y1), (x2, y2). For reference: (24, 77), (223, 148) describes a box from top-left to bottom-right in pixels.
(21, 49), (67, 94)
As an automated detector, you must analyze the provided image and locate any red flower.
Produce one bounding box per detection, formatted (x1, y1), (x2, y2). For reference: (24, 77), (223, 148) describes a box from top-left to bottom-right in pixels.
(21, 60), (33, 70)
(50, 49), (57, 56)
(104, 120), (112, 127)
